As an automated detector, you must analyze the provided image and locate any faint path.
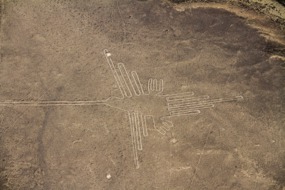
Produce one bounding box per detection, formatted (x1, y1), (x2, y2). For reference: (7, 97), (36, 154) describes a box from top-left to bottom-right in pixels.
(37, 108), (52, 190)
(189, 124), (213, 186)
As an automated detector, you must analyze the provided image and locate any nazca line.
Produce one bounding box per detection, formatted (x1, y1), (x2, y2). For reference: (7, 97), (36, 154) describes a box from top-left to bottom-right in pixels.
(103, 49), (243, 169)
(0, 100), (107, 106)
(0, 49), (243, 169)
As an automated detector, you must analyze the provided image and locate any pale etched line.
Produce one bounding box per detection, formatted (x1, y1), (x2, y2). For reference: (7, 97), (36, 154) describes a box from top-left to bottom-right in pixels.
(189, 125), (213, 185)
(149, 115), (166, 135)
(168, 98), (210, 106)
(169, 166), (193, 172)
(151, 79), (156, 92)
(167, 95), (209, 102)
(169, 110), (200, 117)
(167, 99), (211, 107)
(168, 99), (214, 107)
(169, 95), (243, 104)
(104, 103), (128, 112)
(131, 71), (142, 96)
(128, 112), (139, 169)
(169, 106), (214, 114)
(118, 63), (139, 96)
(117, 65), (132, 98)
(169, 110), (204, 116)
(158, 79), (164, 93)
(132, 71), (146, 95)
(117, 63), (133, 97)
(168, 96), (243, 109)
(152, 79), (157, 91)
(105, 52), (130, 97)
(130, 112), (139, 168)
(132, 71), (145, 94)
(143, 79), (151, 95)
(162, 122), (171, 131)
(0, 100), (108, 106)
(167, 97), (211, 112)
(169, 103), (214, 111)
(108, 156), (116, 167)
(148, 79), (153, 92)
(160, 124), (169, 132)
(168, 103), (215, 110)
(162, 120), (174, 130)
(167, 95), (210, 105)
(168, 102), (215, 110)
(170, 109), (203, 115)
(149, 79), (153, 91)
(212, 96), (243, 102)
(134, 112), (143, 151)
(141, 114), (148, 137)
(104, 49), (125, 98)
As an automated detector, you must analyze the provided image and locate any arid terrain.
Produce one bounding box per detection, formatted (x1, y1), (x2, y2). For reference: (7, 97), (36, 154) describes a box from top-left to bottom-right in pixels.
(0, 0), (285, 189)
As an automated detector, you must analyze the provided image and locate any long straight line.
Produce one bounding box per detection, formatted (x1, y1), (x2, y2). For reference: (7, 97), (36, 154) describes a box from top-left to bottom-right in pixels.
(167, 95), (209, 103)
(0, 100), (107, 106)
(104, 49), (125, 97)
(168, 96), (243, 108)
(128, 112), (139, 169)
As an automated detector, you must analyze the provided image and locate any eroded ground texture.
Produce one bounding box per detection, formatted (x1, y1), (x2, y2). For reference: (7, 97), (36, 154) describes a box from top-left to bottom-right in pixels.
(0, 0), (285, 189)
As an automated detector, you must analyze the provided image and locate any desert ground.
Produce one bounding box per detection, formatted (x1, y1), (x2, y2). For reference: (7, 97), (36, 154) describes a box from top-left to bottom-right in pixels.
(0, 0), (285, 189)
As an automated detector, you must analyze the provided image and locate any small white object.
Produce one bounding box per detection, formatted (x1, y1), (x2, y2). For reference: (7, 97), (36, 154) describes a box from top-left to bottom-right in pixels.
(106, 53), (111, 57)
(170, 138), (177, 144)
(106, 174), (111, 179)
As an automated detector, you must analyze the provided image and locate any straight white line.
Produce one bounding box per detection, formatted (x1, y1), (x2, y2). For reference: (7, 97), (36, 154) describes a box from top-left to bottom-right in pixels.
(168, 96), (243, 108)
(134, 112), (143, 151)
(118, 63), (136, 95)
(128, 112), (139, 169)
(131, 71), (143, 96)
(167, 95), (209, 102)
(149, 115), (166, 135)
(168, 105), (213, 111)
(104, 103), (128, 112)
(0, 100), (107, 106)
(141, 114), (148, 137)
(170, 109), (202, 115)
(132, 71), (145, 95)
(117, 70), (131, 98)
(148, 79), (153, 92)
(104, 50), (125, 98)
(169, 110), (200, 117)
(158, 79), (164, 93)
(118, 63), (133, 97)
(168, 100), (214, 108)
(152, 79), (157, 91)
(168, 102), (215, 110)
(131, 71), (142, 96)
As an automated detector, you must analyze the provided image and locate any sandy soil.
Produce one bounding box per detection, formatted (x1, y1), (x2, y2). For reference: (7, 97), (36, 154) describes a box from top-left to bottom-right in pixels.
(0, 0), (285, 189)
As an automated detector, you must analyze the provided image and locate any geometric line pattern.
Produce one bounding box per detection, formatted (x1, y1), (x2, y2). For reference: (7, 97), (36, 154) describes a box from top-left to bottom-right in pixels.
(0, 49), (243, 169)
